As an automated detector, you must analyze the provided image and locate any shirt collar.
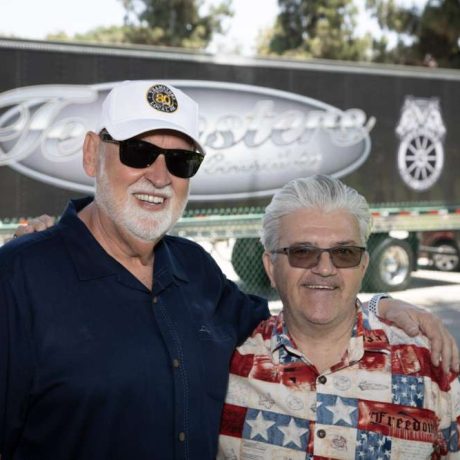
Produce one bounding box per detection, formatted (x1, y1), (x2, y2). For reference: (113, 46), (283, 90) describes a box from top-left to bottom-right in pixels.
(270, 312), (304, 361)
(59, 198), (189, 288)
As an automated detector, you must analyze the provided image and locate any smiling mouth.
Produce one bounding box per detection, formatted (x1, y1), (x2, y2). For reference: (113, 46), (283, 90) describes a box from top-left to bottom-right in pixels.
(134, 193), (166, 205)
(303, 284), (336, 290)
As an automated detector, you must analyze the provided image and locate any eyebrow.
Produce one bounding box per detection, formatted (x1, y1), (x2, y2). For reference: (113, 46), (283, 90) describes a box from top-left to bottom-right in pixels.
(290, 240), (360, 247)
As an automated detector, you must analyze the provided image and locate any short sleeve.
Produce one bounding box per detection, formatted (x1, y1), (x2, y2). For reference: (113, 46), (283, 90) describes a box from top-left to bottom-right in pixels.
(217, 276), (270, 346)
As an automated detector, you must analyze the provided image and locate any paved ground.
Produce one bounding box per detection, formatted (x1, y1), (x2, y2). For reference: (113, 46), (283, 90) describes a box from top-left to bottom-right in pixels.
(381, 269), (460, 346)
(269, 268), (460, 345)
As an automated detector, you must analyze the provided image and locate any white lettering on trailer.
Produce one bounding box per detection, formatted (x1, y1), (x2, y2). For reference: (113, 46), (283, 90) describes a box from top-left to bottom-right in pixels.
(0, 81), (374, 201)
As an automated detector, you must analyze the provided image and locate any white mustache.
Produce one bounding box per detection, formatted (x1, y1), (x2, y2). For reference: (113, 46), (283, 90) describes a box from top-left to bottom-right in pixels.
(128, 179), (173, 199)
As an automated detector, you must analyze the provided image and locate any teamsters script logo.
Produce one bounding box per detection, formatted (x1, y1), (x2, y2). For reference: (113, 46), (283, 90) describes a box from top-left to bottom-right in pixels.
(0, 81), (374, 201)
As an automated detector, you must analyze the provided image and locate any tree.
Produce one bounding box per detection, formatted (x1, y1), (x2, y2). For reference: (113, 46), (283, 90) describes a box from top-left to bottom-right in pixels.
(48, 26), (133, 45)
(366, 0), (460, 68)
(123, 0), (233, 48)
(258, 0), (372, 61)
(48, 0), (233, 50)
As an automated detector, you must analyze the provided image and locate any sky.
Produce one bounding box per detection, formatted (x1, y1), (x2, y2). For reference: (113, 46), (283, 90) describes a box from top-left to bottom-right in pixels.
(0, 0), (427, 56)
(0, 0), (279, 55)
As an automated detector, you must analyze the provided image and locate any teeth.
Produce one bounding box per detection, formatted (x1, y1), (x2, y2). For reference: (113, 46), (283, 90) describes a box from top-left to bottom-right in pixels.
(306, 285), (335, 290)
(134, 193), (165, 204)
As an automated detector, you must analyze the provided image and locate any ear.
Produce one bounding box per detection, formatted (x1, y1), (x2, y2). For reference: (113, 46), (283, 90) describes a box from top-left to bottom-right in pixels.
(262, 251), (277, 289)
(82, 132), (100, 178)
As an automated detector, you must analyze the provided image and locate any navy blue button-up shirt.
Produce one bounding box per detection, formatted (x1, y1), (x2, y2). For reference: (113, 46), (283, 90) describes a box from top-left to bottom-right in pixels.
(0, 198), (269, 460)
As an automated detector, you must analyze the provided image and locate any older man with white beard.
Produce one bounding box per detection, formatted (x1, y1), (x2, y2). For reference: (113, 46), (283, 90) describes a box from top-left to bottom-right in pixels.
(1, 81), (458, 460)
(0, 81), (270, 460)
(94, 131), (189, 243)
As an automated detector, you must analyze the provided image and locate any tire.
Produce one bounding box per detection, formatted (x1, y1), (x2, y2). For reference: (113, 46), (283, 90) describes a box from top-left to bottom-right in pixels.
(231, 238), (272, 296)
(363, 237), (414, 292)
(432, 241), (460, 272)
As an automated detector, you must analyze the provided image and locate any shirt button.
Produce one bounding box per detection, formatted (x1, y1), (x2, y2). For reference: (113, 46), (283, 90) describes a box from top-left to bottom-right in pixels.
(172, 359), (180, 368)
(152, 296), (158, 304)
(317, 429), (326, 439)
(318, 375), (327, 384)
(178, 432), (186, 442)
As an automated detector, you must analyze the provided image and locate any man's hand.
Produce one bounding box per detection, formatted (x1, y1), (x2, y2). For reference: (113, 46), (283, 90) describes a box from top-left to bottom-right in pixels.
(14, 215), (55, 237)
(378, 298), (459, 374)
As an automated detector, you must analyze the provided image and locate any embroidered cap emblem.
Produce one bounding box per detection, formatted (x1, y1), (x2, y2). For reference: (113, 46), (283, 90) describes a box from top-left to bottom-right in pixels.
(146, 84), (178, 113)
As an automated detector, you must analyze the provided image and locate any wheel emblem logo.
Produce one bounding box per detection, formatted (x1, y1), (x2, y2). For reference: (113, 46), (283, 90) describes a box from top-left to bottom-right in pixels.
(395, 97), (445, 191)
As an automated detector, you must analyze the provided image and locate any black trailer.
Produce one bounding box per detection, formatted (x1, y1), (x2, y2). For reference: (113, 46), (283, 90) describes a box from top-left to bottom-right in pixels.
(1, 38), (459, 291)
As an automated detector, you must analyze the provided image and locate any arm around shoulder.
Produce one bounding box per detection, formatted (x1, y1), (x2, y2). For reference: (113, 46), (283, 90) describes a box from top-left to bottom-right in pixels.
(369, 294), (459, 373)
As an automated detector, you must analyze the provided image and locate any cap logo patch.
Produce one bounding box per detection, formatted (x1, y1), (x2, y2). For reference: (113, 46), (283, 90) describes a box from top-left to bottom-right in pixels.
(146, 84), (178, 113)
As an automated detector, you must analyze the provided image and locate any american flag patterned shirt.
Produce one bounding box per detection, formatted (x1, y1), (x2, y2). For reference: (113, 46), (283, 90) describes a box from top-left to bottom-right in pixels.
(218, 305), (460, 459)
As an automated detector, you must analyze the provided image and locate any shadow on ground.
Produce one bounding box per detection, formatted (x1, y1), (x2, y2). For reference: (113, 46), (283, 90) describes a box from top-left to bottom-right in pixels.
(408, 273), (460, 289)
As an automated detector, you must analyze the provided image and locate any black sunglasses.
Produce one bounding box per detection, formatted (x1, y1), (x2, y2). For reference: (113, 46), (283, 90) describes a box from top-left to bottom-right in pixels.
(272, 245), (366, 269)
(100, 131), (204, 179)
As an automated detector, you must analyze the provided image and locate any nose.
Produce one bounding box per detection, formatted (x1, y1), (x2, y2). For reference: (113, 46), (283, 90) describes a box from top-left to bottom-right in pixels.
(311, 250), (337, 276)
(143, 154), (171, 187)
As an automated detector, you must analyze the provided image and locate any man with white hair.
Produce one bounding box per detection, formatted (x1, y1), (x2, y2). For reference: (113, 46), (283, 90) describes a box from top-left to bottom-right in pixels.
(0, 81), (271, 460)
(0, 82), (456, 460)
(219, 175), (460, 459)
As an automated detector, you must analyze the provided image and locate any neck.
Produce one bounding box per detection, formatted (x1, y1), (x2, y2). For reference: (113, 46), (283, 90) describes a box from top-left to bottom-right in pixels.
(285, 304), (357, 374)
(78, 202), (158, 289)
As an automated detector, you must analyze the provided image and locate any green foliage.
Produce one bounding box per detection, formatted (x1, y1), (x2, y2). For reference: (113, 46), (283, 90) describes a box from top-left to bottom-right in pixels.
(44, 0), (460, 67)
(47, 0), (233, 50)
(258, 0), (372, 61)
(120, 0), (232, 48)
(48, 26), (132, 45)
(257, 0), (459, 68)
(366, 0), (460, 68)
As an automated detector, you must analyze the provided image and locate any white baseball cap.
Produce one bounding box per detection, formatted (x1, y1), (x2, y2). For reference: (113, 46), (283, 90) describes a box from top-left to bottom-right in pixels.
(99, 80), (205, 154)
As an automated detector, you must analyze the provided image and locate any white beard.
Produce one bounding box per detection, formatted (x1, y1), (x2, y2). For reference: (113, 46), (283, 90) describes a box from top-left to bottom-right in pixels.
(95, 172), (188, 242)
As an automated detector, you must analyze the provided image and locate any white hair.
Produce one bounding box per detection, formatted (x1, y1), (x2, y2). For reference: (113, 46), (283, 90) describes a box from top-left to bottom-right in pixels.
(260, 175), (372, 252)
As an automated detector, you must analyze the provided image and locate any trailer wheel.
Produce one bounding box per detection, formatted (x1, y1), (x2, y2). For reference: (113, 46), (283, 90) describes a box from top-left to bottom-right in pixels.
(432, 241), (460, 272)
(364, 238), (414, 292)
(231, 238), (272, 295)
